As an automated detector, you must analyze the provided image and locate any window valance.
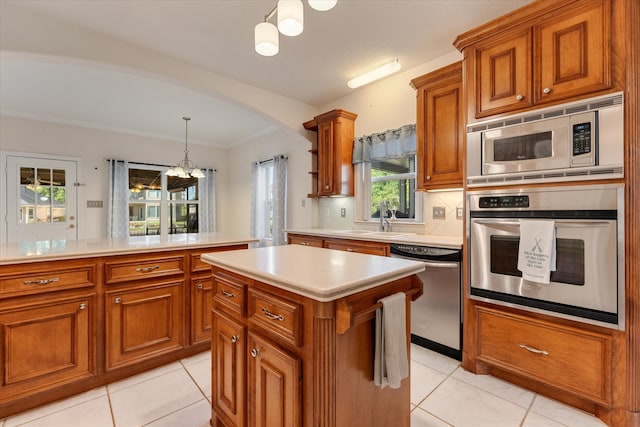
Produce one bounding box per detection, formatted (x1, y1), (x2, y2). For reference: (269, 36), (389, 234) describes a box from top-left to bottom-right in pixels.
(352, 124), (416, 164)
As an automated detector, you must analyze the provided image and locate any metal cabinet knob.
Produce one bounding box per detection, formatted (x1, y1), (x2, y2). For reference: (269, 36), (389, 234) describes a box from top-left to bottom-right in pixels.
(114, 297), (122, 304)
(542, 87), (552, 94)
(515, 94), (524, 101)
(79, 303), (87, 310)
(426, 175), (431, 181)
(197, 283), (203, 289)
(231, 335), (239, 343)
(251, 348), (260, 358)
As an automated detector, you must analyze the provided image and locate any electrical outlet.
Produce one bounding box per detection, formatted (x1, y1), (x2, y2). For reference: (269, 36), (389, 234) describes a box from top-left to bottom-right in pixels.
(87, 200), (103, 208)
(340, 208), (346, 217)
(301, 198), (306, 207)
(456, 207), (463, 220)
(433, 206), (446, 219)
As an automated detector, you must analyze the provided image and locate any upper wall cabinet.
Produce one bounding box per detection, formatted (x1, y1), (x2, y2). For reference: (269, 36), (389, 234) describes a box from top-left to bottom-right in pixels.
(410, 61), (464, 190)
(303, 109), (357, 197)
(455, 0), (616, 120)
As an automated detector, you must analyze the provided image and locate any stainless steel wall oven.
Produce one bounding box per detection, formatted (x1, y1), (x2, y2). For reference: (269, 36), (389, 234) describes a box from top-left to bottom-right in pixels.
(467, 184), (625, 329)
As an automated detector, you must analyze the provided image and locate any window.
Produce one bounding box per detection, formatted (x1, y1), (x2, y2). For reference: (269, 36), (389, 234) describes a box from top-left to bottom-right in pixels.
(251, 156), (287, 246)
(127, 165), (199, 236)
(254, 160), (274, 241)
(358, 154), (422, 222)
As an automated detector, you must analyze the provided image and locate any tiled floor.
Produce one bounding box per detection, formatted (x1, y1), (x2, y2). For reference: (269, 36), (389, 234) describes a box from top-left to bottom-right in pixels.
(1, 344), (608, 427)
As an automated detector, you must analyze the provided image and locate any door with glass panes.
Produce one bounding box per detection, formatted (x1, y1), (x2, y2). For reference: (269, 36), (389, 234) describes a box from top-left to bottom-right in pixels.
(4, 155), (78, 242)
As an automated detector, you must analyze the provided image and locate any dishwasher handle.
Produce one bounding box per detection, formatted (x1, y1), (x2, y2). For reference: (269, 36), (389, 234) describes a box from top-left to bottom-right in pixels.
(423, 261), (460, 269)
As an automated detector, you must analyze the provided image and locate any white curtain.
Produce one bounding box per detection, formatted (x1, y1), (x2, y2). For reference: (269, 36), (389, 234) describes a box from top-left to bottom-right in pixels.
(271, 155), (288, 246)
(107, 159), (129, 238)
(352, 124), (416, 163)
(250, 155), (288, 247)
(198, 168), (216, 233)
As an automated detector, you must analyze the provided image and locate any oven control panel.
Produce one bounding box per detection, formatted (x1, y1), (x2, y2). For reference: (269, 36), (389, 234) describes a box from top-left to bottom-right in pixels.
(478, 195), (530, 208)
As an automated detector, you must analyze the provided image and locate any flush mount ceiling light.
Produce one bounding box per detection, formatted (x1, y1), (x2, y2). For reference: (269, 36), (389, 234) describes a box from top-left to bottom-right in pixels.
(255, 0), (336, 56)
(347, 59), (402, 89)
(166, 117), (205, 179)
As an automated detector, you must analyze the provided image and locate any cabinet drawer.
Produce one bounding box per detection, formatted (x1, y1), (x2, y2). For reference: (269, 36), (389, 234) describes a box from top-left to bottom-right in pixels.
(191, 245), (248, 273)
(0, 264), (96, 298)
(248, 288), (302, 347)
(213, 272), (247, 317)
(323, 239), (388, 256)
(476, 307), (611, 405)
(288, 235), (324, 248)
(105, 256), (184, 284)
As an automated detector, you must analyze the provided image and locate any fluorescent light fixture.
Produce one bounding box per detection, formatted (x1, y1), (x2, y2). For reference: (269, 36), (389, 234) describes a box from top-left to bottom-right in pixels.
(307, 0), (337, 11)
(255, 22), (279, 56)
(347, 59), (402, 89)
(278, 0), (304, 36)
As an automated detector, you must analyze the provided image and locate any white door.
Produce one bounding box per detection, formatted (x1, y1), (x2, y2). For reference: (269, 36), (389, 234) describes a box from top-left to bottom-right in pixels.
(5, 155), (78, 242)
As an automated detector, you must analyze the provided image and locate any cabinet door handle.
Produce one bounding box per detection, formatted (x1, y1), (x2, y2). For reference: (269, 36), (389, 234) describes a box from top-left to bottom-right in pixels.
(114, 297), (122, 304)
(251, 348), (260, 358)
(262, 307), (285, 321)
(24, 277), (59, 285)
(221, 289), (235, 298)
(197, 283), (204, 290)
(515, 94), (524, 101)
(79, 303), (87, 310)
(519, 343), (549, 355)
(135, 265), (160, 272)
(426, 175), (431, 181)
(346, 248), (354, 252)
(231, 335), (239, 343)
(542, 87), (552, 94)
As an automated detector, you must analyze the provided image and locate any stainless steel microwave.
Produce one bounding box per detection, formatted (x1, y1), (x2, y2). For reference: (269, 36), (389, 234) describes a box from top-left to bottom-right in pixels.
(467, 92), (624, 187)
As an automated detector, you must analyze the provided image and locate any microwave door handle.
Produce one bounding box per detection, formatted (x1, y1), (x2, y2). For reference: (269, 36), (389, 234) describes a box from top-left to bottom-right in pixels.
(473, 219), (611, 228)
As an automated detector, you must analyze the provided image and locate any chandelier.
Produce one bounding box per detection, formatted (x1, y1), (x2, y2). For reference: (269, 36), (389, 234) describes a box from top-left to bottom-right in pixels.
(166, 117), (205, 179)
(254, 0), (337, 56)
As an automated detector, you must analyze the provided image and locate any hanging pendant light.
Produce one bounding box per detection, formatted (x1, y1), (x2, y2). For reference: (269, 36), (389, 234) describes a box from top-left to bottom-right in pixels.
(255, 21), (279, 56)
(166, 117), (205, 179)
(307, 0), (336, 11)
(277, 0), (304, 36)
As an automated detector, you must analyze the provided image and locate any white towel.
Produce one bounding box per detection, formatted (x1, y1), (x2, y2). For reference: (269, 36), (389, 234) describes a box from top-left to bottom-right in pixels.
(517, 219), (557, 284)
(374, 292), (408, 389)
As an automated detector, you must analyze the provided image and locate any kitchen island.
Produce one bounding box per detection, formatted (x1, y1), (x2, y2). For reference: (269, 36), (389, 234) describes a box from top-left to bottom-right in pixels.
(0, 233), (256, 418)
(202, 245), (425, 427)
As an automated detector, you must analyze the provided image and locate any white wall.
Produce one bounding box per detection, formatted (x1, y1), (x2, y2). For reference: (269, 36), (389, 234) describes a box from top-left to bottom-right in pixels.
(0, 115), (229, 239)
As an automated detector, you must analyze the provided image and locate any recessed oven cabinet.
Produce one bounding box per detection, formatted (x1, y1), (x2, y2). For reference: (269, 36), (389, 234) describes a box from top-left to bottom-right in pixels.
(467, 184), (624, 329)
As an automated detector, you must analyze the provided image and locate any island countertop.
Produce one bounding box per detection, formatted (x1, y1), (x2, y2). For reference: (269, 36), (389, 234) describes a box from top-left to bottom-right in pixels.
(0, 232), (258, 265)
(201, 244), (425, 302)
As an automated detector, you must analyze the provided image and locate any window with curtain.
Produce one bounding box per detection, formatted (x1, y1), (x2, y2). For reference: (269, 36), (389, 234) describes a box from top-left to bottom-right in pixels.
(108, 160), (216, 238)
(353, 124), (423, 222)
(251, 155), (287, 247)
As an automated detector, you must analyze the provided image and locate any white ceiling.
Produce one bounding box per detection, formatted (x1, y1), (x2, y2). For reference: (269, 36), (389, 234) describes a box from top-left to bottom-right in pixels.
(0, 0), (531, 148)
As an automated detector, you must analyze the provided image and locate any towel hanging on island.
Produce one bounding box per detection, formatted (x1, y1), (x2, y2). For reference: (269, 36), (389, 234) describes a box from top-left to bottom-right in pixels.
(374, 292), (409, 389)
(517, 219), (557, 284)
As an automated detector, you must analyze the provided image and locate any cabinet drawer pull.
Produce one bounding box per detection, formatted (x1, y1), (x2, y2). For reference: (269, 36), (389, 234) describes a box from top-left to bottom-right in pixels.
(519, 343), (549, 355)
(262, 307), (285, 321)
(231, 335), (239, 343)
(79, 303), (87, 310)
(24, 277), (59, 285)
(221, 289), (235, 298)
(346, 248), (354, 252)
(135, 265), (160, 272)
(251, 348), (260, 358)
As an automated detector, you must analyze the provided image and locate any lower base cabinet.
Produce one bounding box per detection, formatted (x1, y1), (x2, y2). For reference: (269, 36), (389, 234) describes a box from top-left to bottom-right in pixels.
(191, 274), (213, 344)
(105, 281), (184, 370)
(0, 292), (95, 402)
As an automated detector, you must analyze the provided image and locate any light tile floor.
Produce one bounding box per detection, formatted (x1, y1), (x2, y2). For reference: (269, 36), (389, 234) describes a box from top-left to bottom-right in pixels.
(1, 344), (608, 427)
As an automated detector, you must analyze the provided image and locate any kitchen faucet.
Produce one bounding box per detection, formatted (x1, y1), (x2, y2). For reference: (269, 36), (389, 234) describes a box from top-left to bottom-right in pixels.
(379, 201), (392, 232)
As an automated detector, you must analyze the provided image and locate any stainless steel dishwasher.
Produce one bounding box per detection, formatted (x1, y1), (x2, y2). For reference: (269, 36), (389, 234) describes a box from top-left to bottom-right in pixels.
(390, 243), (462, 360)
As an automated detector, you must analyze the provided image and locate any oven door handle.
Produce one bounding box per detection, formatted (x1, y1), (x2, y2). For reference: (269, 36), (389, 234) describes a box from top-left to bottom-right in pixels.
(472, 219), (611, 228)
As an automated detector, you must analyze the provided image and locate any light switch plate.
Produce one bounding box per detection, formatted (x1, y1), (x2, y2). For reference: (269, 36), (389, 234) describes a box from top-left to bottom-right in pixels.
(433, 206), (445, 219)
(456, 207), (463, 219)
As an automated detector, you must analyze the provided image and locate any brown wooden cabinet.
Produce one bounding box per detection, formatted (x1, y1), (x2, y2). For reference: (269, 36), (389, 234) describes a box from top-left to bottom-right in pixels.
(210, 265), (421, 427)
(287, 234), (324, 248)
(475, 306), (612, 406)
(105, 281), (184, 370)
(411, 61), (464, 190)
(191, 274), (213, 344)
(303, 109), (357, 197)
(0, 292), (95, 403)
(323, 237), (389, 256)
(457, 0), (613, 119)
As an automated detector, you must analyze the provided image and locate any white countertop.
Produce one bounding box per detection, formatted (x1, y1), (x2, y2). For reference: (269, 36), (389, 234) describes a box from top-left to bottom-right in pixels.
(201, 245), (425, 302)
(0, 232), (258, 265)
(285, 228), (463, 249)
